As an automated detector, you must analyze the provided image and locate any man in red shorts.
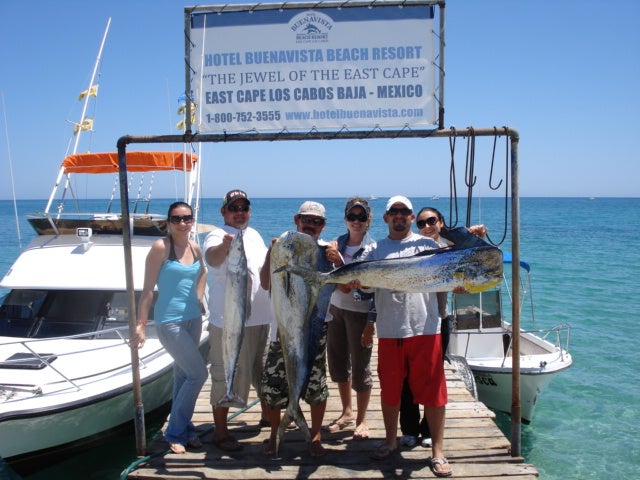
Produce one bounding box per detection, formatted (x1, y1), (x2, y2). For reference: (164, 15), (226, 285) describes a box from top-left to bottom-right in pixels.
(351, 195), (452, 478)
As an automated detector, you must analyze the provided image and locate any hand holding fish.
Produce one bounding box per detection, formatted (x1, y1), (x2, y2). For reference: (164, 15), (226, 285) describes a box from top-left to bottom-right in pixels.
(325, 241), (343, 266)
(468, 224), (488, 238)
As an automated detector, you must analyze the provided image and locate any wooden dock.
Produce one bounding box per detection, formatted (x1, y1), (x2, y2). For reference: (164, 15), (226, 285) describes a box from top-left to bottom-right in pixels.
(126, 345), (538, 479)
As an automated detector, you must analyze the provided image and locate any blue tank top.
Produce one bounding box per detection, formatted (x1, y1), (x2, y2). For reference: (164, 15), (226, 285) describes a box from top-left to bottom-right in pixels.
(154, 258), (202, 324)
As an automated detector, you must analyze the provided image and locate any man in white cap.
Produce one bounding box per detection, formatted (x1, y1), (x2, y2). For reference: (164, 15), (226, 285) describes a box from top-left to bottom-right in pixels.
(259, 200), (338, 458)
(351, 195), (452, 477)
(204, 189), (273, 452)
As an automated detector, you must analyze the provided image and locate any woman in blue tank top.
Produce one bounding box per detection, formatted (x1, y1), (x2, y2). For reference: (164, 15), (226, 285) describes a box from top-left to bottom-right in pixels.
(134, 201), (208, 454)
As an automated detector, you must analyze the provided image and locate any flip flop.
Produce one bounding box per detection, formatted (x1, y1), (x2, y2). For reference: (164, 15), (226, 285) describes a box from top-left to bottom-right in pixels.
(429, 457), (453, 477)
(323, 418), (355, 432)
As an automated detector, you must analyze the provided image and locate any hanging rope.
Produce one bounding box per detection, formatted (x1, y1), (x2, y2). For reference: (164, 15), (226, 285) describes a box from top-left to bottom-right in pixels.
(464, 127), (477, 227)
(447, 126), (460, 228)
(485, 126), (510, 246)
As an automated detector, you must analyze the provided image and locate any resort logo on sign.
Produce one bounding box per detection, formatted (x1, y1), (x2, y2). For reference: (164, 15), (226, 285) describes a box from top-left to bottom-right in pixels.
(289, 10), (332, 44)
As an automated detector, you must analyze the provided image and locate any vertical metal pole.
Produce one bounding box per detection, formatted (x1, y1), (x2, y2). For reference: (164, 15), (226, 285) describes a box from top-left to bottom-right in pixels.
(509, 131), (521, 456)
(438, 1), (446, 130)
(184, 9), (193, 135)
(118, 140), (146, 457)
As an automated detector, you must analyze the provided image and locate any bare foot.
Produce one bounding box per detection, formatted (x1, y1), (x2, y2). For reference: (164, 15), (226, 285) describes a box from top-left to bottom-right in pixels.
(353, 423), (369, 440)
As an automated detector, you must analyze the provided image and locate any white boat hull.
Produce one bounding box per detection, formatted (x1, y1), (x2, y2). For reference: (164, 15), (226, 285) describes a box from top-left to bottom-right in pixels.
(467, 345), (573, 423)
(449, 288), (573, 423)
(0, 330), (209, 462)
(450, 325), (573, 422)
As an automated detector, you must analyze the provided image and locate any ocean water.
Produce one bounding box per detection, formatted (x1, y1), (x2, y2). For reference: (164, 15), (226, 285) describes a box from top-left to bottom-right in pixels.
(1, 197), (639, 479)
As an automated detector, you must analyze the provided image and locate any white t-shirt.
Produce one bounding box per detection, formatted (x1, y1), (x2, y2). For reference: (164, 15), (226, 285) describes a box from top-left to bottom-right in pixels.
(203, 225), (274, 328)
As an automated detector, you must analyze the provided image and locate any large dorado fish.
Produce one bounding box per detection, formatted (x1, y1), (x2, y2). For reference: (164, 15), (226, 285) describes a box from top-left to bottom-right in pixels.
(269, 231), (322, 453)
(218, 231), (251, 408)
(277, 228), (503, 294)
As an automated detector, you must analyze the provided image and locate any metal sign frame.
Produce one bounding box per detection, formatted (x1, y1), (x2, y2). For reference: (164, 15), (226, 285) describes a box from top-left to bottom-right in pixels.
(184, 0), (447, 133)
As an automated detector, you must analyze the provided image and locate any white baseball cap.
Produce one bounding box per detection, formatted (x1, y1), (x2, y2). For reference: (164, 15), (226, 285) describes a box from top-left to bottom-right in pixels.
(385, 195), (413, 212)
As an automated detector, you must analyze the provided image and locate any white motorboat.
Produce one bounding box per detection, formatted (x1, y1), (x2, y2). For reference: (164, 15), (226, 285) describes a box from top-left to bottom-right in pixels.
(0, 21), (208, 472)
(0, 151), (208, 471)
(448, 254), (573, 423)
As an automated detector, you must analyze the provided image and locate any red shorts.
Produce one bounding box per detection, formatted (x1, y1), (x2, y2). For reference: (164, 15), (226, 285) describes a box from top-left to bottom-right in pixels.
(377, 335), (447, 407)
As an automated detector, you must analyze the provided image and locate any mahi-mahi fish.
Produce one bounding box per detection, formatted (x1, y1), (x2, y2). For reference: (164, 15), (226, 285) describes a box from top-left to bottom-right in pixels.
(269, 231), (322, 454)
(218, 231), (251, 408)
(276, 229), (503, 294)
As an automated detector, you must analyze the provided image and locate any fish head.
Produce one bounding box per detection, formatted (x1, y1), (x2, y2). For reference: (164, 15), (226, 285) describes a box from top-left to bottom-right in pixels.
(271, 231), (319, 271)
(461, 246), (504, 293)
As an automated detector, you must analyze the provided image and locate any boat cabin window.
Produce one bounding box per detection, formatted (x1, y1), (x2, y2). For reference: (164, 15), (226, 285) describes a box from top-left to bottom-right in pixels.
(31, 290), (112, 338)
(453, 290), (503, 330)
(0, 289), (47, 337)
(1, 289), (156, 338)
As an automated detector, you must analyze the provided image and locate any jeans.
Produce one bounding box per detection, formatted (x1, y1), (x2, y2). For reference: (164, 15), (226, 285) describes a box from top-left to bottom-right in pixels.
(156, 317), (207, 444)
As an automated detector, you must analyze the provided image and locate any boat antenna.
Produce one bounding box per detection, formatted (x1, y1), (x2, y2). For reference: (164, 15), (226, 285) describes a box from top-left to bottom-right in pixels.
(44, 17), (111, 216)
(71, 17), (110, 156)
(1, 92), (22, 249)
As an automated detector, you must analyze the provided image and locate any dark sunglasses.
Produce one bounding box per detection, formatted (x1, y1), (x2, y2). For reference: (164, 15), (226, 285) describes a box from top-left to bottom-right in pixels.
(227, 204), (250, 212)
(386, 207), (412, 216)
(416, 216), (439, 228)
(299, 215), (325, 227)
(169, 215), (194, 224)
(346, 213), (368, 222)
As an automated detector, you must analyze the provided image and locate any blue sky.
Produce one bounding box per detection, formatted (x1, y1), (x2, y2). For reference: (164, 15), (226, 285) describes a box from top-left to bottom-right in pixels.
(0, 0), (638, 200)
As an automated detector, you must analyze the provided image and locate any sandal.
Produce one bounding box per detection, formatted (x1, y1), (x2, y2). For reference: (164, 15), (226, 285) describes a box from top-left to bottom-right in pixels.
(429, 457), (452, 477)
(168, 442), (186, 454)
(212, 435), (243, 452)
(323, 418), (354, 433)
(371, 444), (398, 460)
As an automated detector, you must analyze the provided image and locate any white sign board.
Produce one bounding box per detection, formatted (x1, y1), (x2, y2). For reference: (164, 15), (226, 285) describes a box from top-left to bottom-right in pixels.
(189, 4), (437, 133)
(188, 5), (437, 133)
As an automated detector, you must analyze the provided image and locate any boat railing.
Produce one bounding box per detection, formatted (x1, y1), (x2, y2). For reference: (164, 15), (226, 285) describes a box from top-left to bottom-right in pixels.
(25, 212), (168, 236)
(0, 324), (163, 396)
(453, 322), (572, 366)
(506, 322), (572, 362)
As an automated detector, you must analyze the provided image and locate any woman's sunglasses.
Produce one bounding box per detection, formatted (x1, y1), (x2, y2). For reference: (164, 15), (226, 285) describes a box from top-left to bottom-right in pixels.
(169, 215), (194, 224)
(416, 216), (439, 228)
(346, 213), (368, 222)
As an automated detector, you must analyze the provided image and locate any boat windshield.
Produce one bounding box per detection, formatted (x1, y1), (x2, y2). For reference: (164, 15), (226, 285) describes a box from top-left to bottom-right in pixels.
(0, 289), (153, 338)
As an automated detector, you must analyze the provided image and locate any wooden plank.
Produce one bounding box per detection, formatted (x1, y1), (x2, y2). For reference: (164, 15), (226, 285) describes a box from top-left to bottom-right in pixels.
(127, 343), (537, 480)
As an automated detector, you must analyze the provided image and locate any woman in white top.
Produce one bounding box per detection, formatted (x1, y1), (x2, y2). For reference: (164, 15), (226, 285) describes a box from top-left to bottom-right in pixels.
(323, 197), (376, 440)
